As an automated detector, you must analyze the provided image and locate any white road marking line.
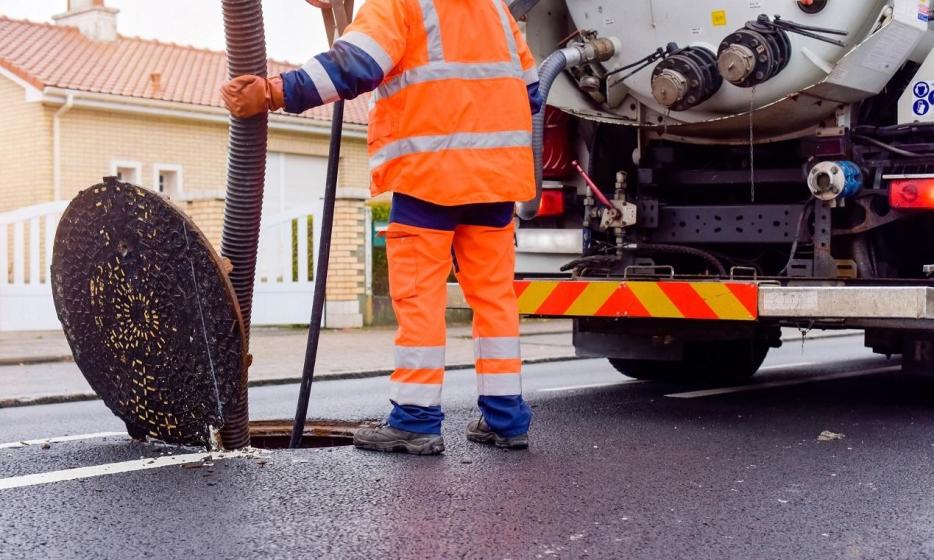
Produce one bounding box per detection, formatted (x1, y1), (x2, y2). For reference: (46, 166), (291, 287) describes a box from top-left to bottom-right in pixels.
(0, 431), (128, 450)
(665, 366), (900, 399)
(758, 361), (816, 372)
(0, 450), (253, 491)
(538, 380), (647, 393)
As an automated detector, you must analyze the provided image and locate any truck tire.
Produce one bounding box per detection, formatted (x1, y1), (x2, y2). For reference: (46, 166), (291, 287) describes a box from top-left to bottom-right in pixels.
(608, 339), (770, 385)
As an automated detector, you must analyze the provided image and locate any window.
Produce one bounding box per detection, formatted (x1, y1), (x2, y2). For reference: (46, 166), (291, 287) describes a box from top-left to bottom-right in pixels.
(152, 164), (183, 198)
(110, 160), (141, 185)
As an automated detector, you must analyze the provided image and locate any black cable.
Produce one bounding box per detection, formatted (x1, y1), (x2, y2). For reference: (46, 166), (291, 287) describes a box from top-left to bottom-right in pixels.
(852, 134), (927, 158)
(605, 43), (680, 88)
(289, 100), (344, 449)
(779, 199), (815, 276)
(631, 243), (727, 276)
(854, 122), (934, 137)
(561, 242), (727, 276)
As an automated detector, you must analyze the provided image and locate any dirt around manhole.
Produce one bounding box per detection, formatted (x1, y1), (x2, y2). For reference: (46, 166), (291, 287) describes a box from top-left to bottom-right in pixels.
(248, 419), (378, 449)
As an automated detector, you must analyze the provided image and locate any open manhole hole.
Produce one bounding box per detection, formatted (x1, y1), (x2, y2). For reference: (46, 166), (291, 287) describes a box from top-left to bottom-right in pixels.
(248, 419), (378, 449)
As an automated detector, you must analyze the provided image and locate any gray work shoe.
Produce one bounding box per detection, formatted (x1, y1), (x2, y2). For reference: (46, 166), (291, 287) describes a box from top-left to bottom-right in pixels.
(466, 418), (529, 449)
(353, 424), (445, 455)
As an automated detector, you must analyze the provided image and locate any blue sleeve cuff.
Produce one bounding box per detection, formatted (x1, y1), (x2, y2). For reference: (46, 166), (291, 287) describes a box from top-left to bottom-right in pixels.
(324, 40), (385, 100)
(281, 69), (323, 114)
(528, 82), (544, 115)
(281, 41), (387, 115)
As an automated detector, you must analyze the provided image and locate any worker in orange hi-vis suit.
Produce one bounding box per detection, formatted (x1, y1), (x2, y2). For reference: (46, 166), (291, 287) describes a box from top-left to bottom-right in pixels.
(222, 0), (542, 455)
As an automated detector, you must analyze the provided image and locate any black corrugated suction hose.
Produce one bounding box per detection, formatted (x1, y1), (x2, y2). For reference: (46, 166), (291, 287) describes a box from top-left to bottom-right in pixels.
(219, 0), (268, 450)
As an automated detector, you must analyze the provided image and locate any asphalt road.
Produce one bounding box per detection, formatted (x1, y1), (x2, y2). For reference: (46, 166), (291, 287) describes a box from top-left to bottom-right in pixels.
(1, 335), (932, 560)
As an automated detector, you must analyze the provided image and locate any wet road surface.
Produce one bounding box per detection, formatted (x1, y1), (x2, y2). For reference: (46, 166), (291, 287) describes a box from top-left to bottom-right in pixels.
(2, 335), (932, 559)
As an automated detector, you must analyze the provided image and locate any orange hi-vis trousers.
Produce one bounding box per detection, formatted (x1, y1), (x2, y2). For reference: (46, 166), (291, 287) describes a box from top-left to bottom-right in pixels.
(384, 195), (531, 436)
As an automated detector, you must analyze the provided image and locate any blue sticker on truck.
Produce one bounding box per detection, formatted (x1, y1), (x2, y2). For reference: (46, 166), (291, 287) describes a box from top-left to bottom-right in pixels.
(912, 82), (934, 115)
(915, 81), (931, 98)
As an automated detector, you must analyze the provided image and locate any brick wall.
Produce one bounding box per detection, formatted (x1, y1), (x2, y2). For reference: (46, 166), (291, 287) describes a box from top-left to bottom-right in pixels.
(56, 107), (229, 199)
(0, 78), (52, 212)
(324, 194), (368, 327)
(181, 197), (225, 248)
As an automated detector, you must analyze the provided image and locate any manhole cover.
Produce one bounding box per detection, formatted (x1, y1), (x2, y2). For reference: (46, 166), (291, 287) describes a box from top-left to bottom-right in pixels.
(51, 177), (246, 446)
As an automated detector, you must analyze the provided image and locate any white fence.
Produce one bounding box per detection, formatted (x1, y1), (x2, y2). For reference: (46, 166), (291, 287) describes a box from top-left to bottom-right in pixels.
(251, 205), (321, 326)
(0, 201), (320, 331)
(0, 201), (69, 331)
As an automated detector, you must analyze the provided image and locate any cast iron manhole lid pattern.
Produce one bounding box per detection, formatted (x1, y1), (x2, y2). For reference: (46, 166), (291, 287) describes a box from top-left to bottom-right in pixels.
(51, 177), (246, 446)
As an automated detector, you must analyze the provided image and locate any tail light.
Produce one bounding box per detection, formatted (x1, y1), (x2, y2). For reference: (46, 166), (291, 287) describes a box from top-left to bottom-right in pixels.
(890, 179), (934, 209)
(536, 189), (565, 218)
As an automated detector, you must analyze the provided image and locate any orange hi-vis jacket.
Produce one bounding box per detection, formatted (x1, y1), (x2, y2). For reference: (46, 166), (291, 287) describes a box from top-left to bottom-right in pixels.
(280, 0), (540, 206)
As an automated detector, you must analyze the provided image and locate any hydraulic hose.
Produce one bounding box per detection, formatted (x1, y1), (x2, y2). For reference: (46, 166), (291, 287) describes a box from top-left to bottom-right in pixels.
(517, 48), (579, 221)
(562, 244), (727, 277)
(629, 243), (727, 277)
(219, 0), (269, 449)
(517, 38), (617, 220)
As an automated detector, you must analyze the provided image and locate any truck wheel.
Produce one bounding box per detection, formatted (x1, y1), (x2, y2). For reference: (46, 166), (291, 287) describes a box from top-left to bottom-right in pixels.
(608, 339), (770, 385)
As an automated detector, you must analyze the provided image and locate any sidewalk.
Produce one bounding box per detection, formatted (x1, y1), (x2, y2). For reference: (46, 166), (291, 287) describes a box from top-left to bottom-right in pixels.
(0, 322), (862, 407)
(0, 320), (576, 407)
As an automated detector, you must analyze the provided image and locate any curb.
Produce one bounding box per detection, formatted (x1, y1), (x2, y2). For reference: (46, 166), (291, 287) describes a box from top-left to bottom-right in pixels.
(0, 354), (586, 409)
(0, 355), (73, 367)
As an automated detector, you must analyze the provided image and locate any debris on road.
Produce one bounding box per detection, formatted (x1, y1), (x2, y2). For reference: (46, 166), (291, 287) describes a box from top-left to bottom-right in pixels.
(818, 431), (845, 442)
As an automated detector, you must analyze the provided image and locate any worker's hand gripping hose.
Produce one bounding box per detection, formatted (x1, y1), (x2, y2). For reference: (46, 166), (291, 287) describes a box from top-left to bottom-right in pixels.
(219, 0), (269, 450)
(517, 39), (617, 221)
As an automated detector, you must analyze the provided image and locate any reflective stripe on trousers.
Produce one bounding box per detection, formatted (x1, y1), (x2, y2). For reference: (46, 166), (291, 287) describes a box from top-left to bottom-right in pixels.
(475, 336), (521, 396)
(389, 345), (445, 407)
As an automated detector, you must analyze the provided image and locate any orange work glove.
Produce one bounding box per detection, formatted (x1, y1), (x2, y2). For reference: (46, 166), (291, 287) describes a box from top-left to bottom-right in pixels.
(221, 75), (285, 118)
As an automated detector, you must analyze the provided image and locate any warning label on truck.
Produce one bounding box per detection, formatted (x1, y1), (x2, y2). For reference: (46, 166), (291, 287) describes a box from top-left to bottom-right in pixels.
(912, 81), (934, 115)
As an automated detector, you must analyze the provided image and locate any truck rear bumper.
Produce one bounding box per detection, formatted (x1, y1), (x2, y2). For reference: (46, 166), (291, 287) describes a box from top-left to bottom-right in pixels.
(447, 281), (934, 327)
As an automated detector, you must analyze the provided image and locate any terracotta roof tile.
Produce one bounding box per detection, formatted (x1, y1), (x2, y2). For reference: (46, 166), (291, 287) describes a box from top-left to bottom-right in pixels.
(0, 16), (369, 125)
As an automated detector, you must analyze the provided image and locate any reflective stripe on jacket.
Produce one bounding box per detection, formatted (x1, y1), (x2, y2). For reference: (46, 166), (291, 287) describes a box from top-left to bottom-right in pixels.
(280, 0), (540, 206)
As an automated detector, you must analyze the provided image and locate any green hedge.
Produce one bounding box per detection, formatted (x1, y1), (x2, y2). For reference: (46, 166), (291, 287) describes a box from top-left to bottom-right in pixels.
(291, 216), (314, 282)
(369, 200), (390, 223)
(368, 201), (391, 296)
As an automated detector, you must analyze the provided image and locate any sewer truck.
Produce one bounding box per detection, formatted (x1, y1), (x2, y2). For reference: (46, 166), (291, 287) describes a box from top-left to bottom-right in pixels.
(451, 0), (934, 382)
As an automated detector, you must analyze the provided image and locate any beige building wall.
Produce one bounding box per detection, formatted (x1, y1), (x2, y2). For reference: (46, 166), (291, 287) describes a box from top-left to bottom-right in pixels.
(56, 107), (229, 202)
(0, 78), (53, 212)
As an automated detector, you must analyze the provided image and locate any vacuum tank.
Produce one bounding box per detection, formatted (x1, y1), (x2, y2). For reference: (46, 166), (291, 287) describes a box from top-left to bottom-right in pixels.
(526, 0), (932, 142)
